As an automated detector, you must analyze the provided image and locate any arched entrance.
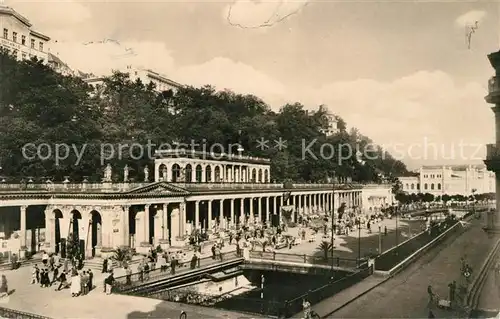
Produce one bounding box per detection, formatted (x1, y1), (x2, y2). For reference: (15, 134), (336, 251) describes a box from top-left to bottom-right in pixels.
(68, 210), (82, 258)
(89, 211), (102, 257)
(53, 209), (63, 254)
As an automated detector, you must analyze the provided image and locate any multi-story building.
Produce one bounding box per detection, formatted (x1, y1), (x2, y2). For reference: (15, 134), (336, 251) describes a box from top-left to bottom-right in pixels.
(321, 112), (339, 136)
(398, 164), (495, 196)
(84, 66), (184, 93)
(47, 52), (77, 77)
(0, 5), (49, 62)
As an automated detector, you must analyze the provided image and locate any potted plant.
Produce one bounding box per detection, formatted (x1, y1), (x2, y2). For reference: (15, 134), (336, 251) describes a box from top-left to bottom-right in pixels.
(111, 247), (132, 268)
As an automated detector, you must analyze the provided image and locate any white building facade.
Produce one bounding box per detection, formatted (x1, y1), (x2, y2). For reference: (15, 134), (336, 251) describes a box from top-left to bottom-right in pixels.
(84, 66), (184, 93)
(0, 5), (49, 62)
(399, 164), (495, 196)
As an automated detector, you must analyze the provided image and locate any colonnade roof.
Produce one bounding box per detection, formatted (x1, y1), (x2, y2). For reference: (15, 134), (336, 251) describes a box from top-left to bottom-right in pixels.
(154, 149), (271, 164)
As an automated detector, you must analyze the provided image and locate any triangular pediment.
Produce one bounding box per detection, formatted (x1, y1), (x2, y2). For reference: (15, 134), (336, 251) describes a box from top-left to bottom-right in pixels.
(126, 182), (189, 196)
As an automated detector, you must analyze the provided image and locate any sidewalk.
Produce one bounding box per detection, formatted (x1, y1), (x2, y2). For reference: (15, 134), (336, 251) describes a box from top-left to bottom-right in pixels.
(304, 274), (387, 318)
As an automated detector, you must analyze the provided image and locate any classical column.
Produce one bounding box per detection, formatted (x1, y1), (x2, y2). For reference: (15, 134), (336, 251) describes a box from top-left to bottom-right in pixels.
(60, 210), (71, 240)
(162, 204), (169, 240)
(122, 206), (130, 247)
(181, 202), (187, 236)
(219, 199), (224, 228)
(249, 198), (254, 223)
(266, 197), (270, 222)
(144, 204), (151, 244)
(279, 196), (284, 221)
(297, 195), (302, 216)
(20, 205), (27, 249)
(230, 199), (235, 226)
(79, 210), (89, 245)
(44, 209), (54, 252)
(240, 198), (245, 225)
(274, 196), (278, 217)
(208, 200), (213, 230)
(257, 197), (262, 222)
(194, 201), (200, 229)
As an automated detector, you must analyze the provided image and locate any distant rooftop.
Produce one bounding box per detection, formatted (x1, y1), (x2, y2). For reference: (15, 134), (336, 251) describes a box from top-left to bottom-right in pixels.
(155, 149), (271, 164)
(0, 5), (50, 41)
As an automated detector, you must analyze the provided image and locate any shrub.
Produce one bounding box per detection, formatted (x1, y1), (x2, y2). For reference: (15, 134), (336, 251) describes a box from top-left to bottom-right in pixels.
(112, 247), (133, 267)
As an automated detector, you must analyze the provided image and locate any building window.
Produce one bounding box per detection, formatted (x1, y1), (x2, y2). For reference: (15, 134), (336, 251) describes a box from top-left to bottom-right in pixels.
(21, 35), (26, 45)
(22, 52), (26, 59)
(39, 42), (43, 52)
(437, 183), (441, 190)
(424, 183), (428, 190)
(12, 32), (17, 43)
(431, 183), (434, 190)
(411, 184), (414, 190)
(405, 183), (409, 189)
(417, 183), (420, 190)
(3, 29), (7, 39)
(30, 39), (35, 49)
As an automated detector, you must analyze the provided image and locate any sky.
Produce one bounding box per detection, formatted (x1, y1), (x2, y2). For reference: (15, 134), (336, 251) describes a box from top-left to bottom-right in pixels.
(4, 0), (500, 169)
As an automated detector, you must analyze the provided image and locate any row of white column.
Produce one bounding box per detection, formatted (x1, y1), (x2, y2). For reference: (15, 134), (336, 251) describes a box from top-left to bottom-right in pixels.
(158, 163), (270, 183)
(190, 191), (363, 229)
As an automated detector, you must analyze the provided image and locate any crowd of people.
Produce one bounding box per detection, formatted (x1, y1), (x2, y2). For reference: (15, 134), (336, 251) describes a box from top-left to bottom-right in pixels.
(29, 251), (99, 297)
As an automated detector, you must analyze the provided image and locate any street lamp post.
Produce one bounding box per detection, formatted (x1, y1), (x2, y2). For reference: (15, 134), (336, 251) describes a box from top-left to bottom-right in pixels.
(378, 222), (382, 254)
(392, 206), (399, 247)
(395, 204), (399, 251)
(357, 217), (361, 265)
(330, 173), (335, 272)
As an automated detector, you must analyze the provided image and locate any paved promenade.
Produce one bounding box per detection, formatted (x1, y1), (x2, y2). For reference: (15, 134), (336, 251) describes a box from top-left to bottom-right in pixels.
(285, 218), (425, 259)
(320, 219), (498, 318)
(476, 255), (500, 312)
(0, 264), (249, 319)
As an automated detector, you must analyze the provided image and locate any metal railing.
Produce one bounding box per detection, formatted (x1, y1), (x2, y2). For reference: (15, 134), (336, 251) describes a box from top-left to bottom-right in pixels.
(154, 265), (372, 318)
(155, 149), (272, 163)
(375, 218), (461, 271)
(248, 251), (360, 269)
(282, 265), (372, 317)
(0, 307), (52, 319)
(114, 250), (360, 293)
(113, 251), (241, 292)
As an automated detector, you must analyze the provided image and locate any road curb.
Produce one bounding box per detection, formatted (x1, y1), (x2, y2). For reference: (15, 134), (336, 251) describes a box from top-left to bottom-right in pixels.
(466, 237), (500, 314)
(321, 276), (389, 318)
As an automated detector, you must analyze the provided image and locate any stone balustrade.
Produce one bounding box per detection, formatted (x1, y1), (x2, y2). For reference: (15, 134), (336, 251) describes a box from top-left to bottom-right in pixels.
(0, 181), (389, 192)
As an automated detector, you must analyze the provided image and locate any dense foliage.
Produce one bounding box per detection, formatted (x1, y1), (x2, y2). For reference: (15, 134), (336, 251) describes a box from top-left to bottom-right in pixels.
(396, 192), (495, 204)
(0, 50), (408, 182)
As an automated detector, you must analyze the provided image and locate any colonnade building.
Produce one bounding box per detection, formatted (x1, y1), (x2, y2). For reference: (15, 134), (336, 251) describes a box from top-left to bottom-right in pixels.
(0, 150), (391, 258)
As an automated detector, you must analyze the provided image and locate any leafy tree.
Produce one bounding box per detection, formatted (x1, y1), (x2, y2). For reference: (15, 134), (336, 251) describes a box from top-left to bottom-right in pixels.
(0, 50), (409, 183)
(423, 193), (435, 202)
